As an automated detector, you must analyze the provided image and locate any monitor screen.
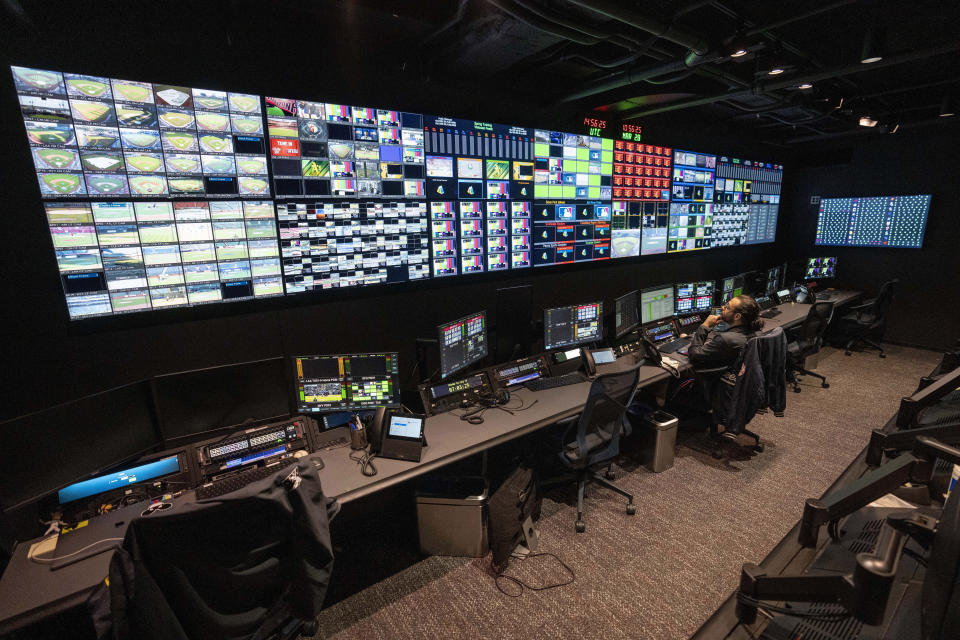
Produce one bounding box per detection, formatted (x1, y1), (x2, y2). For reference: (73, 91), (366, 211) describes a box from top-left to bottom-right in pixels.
(714, 156), (783, 246)
(719, 274), (744, 303)
(152, 357), (291, 444)
(543, 302), (602, 350)
(765, 266), (780, 295)
(806, 257), (837, 279)
(614, 290), (639, 338)
(640, 285), (674, 324)
(438, 310), (488, 378)
(58, 455), (180, 504)
(815, 195), (930, 248)
(0, 381), (160, 511)
(294, 352), (400, 412)
(667, 149), (717, 252)
(675, 280), (715, 314)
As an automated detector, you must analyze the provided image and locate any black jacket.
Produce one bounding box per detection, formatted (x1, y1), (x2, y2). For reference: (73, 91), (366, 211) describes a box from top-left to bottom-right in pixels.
(92, 462), (337, 640)
(687, 323), (754, 371)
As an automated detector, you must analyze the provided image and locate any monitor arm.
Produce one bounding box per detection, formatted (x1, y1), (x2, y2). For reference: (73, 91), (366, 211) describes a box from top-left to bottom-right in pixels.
(799, 437), (960, 548)
(866, 422), (960, 466)
(737, 510), (937, 626)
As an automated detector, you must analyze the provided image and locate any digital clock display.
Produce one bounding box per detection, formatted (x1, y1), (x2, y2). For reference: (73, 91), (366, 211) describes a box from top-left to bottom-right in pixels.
(620, 122), (643, 142)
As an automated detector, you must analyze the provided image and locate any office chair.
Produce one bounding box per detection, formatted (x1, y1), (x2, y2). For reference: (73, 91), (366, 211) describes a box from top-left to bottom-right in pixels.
(96, 462), (336, 640)
(542, 364), (642, 533)
(841, 278), (898, 357)
(786, 301), (835, 393)
(693, 328), (787, 459)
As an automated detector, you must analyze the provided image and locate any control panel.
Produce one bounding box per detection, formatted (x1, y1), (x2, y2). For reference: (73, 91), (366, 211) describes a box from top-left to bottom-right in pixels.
(419, 371), (494, 417)
(487, 355), (550, 389)
(675, 313), (703, 330)
(195, 417), (318, 482)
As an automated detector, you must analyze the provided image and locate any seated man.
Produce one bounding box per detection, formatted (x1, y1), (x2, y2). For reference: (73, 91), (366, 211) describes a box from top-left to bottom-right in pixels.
(687, 295), (765, 370)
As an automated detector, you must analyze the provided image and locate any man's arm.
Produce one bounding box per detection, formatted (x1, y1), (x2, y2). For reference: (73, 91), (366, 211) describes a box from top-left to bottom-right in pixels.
(687, 320), (735, 369)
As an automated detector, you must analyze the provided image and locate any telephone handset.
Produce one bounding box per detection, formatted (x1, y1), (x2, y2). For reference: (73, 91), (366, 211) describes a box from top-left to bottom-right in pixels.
(369, 407), (387, 454)
(640, 336), (662, 366)
(581, 347), (597, 377)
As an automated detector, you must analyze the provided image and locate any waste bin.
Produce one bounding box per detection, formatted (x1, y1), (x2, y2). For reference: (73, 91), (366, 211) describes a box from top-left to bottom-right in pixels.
(415, 476), (489, 557)
(638, 410), (678, 472)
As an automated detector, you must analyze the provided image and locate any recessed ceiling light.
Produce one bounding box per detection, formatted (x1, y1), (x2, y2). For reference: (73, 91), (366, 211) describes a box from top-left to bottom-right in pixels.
(798, 83), (813, 90)
(940, 96), (955, 117)
(859, 116), (878, 127)
(861, 25), (884, 63)
(768, 67), (785, 75)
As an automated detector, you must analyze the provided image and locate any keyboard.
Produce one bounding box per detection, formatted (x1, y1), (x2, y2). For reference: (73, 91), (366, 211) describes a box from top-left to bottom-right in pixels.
(524, 372), (587, 392)
(658, 339), (690, 354)
(760, 308), (781, 318)
(196, 459), (298, 500)
(318, 436), (350, 451)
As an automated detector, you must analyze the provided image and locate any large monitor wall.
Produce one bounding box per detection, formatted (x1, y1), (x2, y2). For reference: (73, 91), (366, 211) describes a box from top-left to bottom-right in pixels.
(12, 65), (784, 320)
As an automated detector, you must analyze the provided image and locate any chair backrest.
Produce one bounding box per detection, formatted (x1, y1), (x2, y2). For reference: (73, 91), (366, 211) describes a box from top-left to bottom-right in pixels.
(870, 278), (898, 325)
(797, 301), (836, 349)
(567, 365), (642, 465)
(102, 464), (335, 640)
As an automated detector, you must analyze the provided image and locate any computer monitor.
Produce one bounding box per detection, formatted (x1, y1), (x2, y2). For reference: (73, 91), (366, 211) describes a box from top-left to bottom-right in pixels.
(614, 290), (639, 338)
(152, 357), (292, 445)
(438, 311), (487, 379)
(640, 285), (674, 324)
(543, 301), (603, 351)
(0, 380), (161, 512)
(675, 281), (714, 315)
(57, 455), (181, 505)
(765, 266), (781, 295)
(720, 274), (745, 303)
(294, 352), (401, 413)
(806, 257), (837, 279)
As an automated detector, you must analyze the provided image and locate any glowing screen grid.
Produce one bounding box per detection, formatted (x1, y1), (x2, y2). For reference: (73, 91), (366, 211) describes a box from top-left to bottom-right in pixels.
(815, 195), (930, 248)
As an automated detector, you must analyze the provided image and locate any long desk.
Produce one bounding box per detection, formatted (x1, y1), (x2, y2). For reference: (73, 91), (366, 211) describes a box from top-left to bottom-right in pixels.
(0, 290), (861, 636)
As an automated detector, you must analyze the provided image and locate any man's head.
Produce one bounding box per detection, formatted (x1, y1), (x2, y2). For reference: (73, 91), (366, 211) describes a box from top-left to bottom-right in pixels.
(722, 295), (764, 331)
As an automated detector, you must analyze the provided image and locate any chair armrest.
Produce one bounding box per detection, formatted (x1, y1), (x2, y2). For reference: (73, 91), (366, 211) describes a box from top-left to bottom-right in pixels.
(693, 365), (728, 376)
(848, 299), (875, 312)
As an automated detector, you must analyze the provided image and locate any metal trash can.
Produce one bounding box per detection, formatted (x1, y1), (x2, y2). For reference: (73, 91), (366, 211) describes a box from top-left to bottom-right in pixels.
(638, 410), (678, 472)
(415, 476), (489, 557)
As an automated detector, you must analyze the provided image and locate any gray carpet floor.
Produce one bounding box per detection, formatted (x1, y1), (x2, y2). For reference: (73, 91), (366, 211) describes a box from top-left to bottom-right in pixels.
(312, 344), (941, 640)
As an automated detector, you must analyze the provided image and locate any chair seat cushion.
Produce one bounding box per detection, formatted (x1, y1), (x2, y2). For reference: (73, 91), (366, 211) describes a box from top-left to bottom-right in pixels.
(841, 312), (875, 325)
(563, 431), (611, 461)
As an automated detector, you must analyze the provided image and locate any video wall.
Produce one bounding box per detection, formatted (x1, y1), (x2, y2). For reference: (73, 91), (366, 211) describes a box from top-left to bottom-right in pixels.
(12, 65), (784, 320)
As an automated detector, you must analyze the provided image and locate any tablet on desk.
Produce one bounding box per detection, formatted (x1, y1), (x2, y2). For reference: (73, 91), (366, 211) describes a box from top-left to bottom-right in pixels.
(589, 348), (616, 365)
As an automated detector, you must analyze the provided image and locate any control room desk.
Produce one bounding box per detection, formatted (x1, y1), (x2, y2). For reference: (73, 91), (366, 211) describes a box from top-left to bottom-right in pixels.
(0, 291), (861, 635)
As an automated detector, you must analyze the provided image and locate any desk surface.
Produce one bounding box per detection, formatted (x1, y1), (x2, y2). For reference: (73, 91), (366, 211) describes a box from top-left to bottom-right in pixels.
(0, 290), (861, 635)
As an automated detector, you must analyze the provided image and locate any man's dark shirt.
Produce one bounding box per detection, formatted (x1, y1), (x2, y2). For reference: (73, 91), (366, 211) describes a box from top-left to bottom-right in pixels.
(687, 323), (753, 370)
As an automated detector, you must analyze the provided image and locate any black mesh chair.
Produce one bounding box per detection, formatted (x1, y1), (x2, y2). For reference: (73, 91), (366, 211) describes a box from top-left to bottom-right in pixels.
(694, 328), (787, 458)
(841, 278), (898, 357)
(787, 301), (836, 393)
(543, 364), (642, 533)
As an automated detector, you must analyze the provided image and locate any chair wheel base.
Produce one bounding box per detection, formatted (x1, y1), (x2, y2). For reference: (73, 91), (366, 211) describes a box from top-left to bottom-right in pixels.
(605, 470), (615, 480)
(755, 443), (765, 453)
(879, 353), (886, 358)
(712, 448), (723, 459)
(821, 382), (830, 388)
(302, 621), (318, 636)
(793, 387), (802, 393)
(845, 351), (851, 356)
(575, 520), (585, 533)
(626, 504), (636, 516)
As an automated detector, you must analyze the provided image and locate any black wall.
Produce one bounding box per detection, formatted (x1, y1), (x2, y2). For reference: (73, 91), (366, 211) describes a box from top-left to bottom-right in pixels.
(781, 122), (960, 351)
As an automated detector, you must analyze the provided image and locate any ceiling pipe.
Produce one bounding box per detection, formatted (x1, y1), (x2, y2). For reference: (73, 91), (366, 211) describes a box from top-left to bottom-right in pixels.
(420, 0), (471, 45)
(564, 0), (710, 55)
(745, 0), (856, 36)
(560, 49), (716, 102)
(619, 41), (960, 120)
(485, 0), (605, 46)
(783, 115), (960, 144)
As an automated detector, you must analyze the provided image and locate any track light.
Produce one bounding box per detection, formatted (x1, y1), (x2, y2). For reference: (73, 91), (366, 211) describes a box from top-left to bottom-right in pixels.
(860, 24), (884, 63)
(888, 123), (900, 134)
(859, 115), (878, 127)
(940, 96), (955, 117)
(726, 31), (749, 58)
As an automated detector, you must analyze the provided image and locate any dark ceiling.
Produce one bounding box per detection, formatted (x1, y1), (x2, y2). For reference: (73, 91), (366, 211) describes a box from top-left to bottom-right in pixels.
(338, 0), (960, 146)
(1, 0), (958, 148)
